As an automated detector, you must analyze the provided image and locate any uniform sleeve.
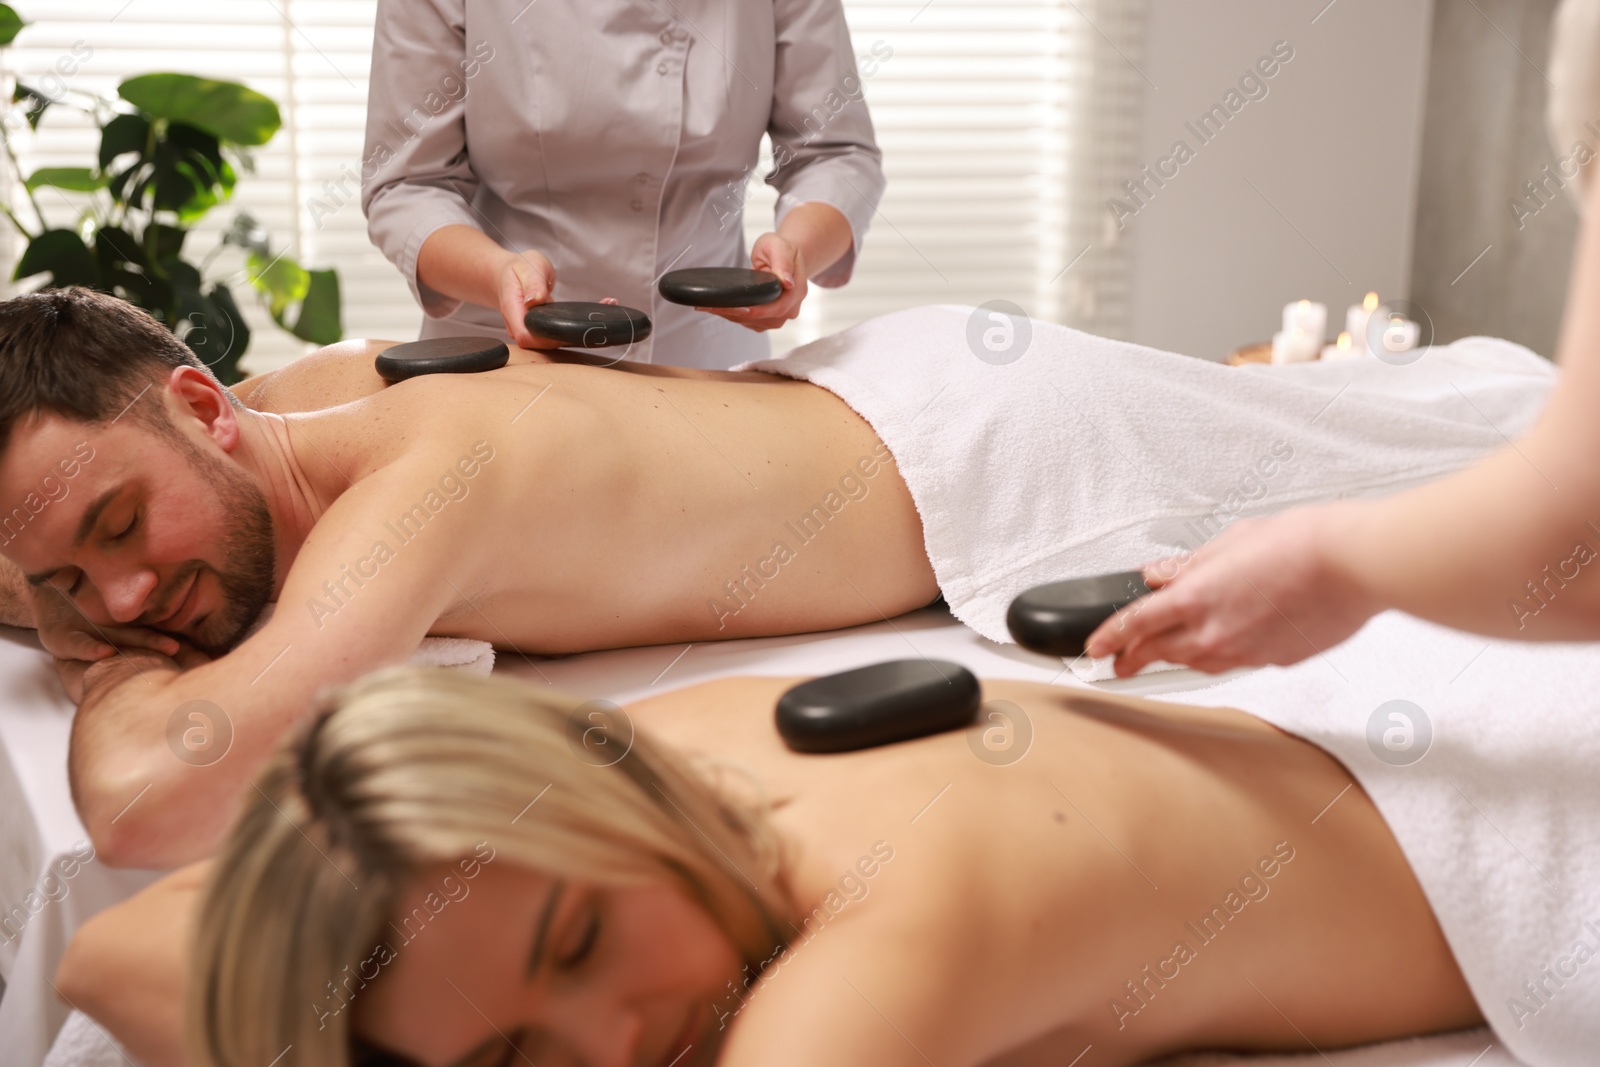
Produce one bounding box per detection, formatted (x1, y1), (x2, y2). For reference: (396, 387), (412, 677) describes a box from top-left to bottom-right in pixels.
(361, 0), (492, 318)
(765, 0), (887, 288)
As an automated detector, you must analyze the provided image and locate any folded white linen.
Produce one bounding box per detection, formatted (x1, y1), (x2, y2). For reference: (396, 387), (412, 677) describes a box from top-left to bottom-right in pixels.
(742, 305), (1556, 645)
(406, 634), (495, 674)
(40, 1012), (134, 1067)
(1068, 653), (1183, 681)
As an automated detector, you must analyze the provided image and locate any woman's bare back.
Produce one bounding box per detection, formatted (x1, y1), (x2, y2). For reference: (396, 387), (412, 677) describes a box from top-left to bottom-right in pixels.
(626, 677), (1480, 1066)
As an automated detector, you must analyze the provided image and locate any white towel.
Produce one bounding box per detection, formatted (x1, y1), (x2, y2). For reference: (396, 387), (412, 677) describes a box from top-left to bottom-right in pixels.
(1163, 612), (1600, 1066)
(407, 634), (495, 674)
(41, 1012), (136, 1067)
(742, 305), (1556, 646)
(242, 604), (495, 675)
(1068, 653), (1183, 682)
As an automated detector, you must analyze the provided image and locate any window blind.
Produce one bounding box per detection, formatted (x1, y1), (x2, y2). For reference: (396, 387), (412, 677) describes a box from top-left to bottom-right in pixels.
(3, 0), (1145, 371)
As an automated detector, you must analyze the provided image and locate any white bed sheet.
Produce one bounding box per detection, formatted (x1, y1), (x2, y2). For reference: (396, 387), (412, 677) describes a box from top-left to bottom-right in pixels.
(0, 627), (159, 1067)
(6, 608), (1523, 1067)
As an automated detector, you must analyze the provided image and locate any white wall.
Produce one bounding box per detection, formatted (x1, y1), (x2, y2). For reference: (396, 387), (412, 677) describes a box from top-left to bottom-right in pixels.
(1122, 0), (1435, 360)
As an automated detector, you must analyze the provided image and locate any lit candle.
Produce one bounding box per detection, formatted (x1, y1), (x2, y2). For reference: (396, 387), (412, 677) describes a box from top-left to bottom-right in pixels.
(1321, 331), (1358, 360)
(1283, 299), (1327, 343)
(1377, 313), (1419, 355)
(1272, 326), (1317, 364)
(1345, 292), (1379, 355)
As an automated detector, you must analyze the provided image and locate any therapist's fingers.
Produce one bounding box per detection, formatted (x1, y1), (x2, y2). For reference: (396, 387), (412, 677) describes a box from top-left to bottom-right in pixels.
(1141, 554), (1189, 590)
(704, 235), (808, 332)
(701, 276), (807, 332)
(1099, 507), (1375, 674)
(751, 231), (801, 288)
(1085, 584), (1188, 660)
(499, 252), (558, 349)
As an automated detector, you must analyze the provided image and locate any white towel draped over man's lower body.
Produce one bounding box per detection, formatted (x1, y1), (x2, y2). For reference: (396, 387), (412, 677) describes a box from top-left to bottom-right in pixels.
(743, 304), (1556, 643)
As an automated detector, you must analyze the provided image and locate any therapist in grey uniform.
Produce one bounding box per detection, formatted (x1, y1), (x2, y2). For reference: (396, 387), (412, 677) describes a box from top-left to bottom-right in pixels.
(361, 0), (886, 369)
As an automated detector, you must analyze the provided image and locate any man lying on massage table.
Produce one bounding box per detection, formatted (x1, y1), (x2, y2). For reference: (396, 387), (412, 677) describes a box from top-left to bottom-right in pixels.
(59, 667), (1478, 1067)
(0, 288), (932, 871)
(0, 287), (1552, 871)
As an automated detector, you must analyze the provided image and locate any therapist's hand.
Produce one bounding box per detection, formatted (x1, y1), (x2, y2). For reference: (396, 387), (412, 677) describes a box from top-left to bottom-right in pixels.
(497, 249), (562, 349)
(700, 232), (808, 333)
(1083, 502), (1381, 676)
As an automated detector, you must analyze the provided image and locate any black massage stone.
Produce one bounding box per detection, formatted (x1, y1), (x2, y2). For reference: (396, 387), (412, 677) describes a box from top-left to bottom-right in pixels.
(1007, 571), (1152, 658)
(776, 659), (981, 754)
(524, 302), (652, 348)
(658, 267), (783, 308)
(374, 337), (510, 382)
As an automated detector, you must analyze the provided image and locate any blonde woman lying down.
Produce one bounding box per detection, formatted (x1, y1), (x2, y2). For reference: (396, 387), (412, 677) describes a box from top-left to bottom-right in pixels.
(58, 666), (1479, 1067)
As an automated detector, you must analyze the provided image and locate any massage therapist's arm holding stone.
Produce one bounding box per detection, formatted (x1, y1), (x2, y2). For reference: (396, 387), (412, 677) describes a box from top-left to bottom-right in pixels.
(363, 0), (883, 365)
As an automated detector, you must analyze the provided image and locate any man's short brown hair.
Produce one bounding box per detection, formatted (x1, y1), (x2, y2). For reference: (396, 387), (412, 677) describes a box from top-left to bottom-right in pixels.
(0, 287), (238, 454)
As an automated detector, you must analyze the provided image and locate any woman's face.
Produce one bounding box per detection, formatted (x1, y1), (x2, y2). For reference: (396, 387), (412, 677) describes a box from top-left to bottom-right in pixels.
(354, 860), (745, 1067)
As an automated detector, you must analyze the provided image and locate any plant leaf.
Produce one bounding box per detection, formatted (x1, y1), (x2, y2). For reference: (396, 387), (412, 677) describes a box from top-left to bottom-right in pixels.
(0, 5), (25, 46)
(149, 223), (186, 262)
(14, 84), (49, 129)
(178, 284), (250, 384)
(247, 249), (310, 317)
(93, 225), (149, 271)
(118, 74), (280, 146)
(14, 229), (101, 288)
(139, 122), (232, 222)
(222, 213), (269, 256)
(289, 269), (342, 345)
(99, 113), (151, 170)
(26, 167), (105, 193)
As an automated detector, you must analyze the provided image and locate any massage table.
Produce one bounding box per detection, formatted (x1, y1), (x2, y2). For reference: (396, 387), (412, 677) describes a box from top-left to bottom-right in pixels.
(2, 609), (1522, 1067)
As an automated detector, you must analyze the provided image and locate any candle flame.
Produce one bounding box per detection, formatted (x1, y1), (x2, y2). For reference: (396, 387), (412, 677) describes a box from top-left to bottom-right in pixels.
(1363, 292), (1379, 311)
(1337, 331), (1352, 350)
(1298, 299), (1310, 308)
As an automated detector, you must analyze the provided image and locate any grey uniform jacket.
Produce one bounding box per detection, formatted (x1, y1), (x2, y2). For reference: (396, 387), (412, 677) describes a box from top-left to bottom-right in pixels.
(361, 0), (886, 367)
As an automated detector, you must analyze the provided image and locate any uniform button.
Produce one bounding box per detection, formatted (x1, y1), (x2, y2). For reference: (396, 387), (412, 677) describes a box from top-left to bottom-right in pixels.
(657, 61), (669, 75)
(631, 198), (644, 211)
(660, 30), (673, 44)
(636, 171), (650, 184)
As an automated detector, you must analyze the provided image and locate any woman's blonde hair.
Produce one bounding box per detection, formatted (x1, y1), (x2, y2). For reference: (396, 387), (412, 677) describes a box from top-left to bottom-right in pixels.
(189, 666), (796, 1067)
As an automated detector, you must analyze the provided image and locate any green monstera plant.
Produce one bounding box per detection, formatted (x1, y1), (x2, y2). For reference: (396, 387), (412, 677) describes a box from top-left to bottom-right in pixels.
(0, 5), (341, 383)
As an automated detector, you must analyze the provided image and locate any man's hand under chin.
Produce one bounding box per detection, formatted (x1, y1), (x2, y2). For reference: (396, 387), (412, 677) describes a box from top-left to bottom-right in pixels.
(30, 585), (208, 702)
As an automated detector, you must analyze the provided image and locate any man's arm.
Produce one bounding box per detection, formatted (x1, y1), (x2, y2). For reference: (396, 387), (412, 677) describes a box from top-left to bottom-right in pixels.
(55, 863), (208, 1067)
(70, 442), (503, 868)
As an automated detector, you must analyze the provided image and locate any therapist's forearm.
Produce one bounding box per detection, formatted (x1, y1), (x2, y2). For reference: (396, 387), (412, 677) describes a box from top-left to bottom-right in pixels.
(416, 225), (522, 310)
(778, 202), (854, 280)
(1317, 177), (1600, 640)
(1324, 438), (1600, 640)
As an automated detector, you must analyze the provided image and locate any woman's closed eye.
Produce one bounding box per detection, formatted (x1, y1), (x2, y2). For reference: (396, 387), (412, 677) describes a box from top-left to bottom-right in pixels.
(556, 903), (600, 971)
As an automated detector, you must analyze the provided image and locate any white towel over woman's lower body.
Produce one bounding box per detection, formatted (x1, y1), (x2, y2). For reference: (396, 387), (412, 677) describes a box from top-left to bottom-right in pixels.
(744, 304), (1596, 1064)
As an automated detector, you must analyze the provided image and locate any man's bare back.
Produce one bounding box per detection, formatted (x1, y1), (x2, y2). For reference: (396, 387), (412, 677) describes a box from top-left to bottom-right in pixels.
(338, 351), (936, 652)
(0, 334), (933, 869)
